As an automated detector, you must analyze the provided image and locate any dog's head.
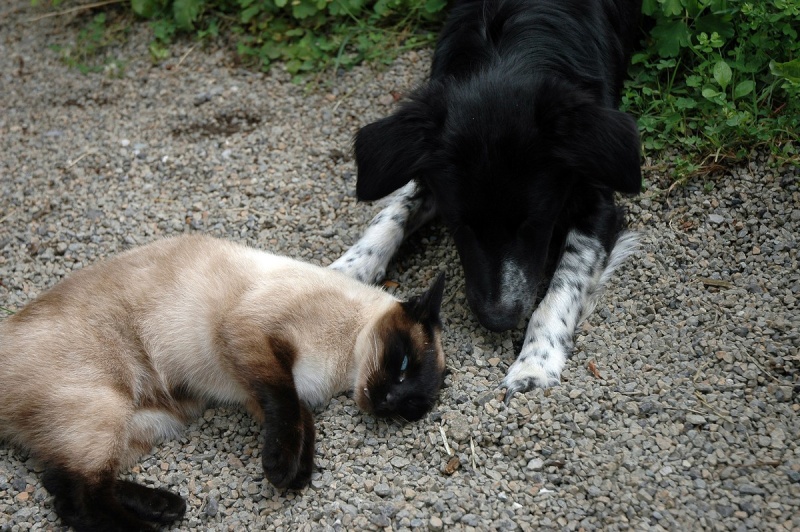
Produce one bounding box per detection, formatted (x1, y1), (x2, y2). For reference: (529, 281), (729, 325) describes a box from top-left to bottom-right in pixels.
(354, 77), (641, 332)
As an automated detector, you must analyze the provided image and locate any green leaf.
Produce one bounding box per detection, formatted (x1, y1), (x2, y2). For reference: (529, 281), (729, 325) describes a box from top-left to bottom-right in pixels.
(770, 59), (800, 84)
(424, 0), (446, 13)
(661, 0), (684, 17)
(650, 20), (691, 58)
(275, 0), (288, 7)
(131, 0), (159, 18)
(685, 74), (703, 88)
(713, 61), (732, 89)
(733, 80), (755, 99)
(292, 0), (319, 19)
(641, 0), (658, 16)
(241, 4), (261, 23)
(173, 0), (203, 30)
(701, 87), (725, 103)
(373, 0), (390, 16)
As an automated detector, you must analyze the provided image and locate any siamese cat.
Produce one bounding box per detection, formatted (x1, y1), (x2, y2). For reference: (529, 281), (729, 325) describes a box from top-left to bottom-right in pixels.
(0, 234), (446, 532)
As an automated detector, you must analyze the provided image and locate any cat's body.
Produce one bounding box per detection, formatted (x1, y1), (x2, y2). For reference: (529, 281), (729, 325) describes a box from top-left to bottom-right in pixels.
(0, 234), (446, 532)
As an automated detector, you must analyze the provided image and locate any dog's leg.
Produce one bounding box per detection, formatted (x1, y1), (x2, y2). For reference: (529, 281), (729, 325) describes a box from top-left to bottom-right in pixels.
(502, 230), (638, 402)
(329, 181), (437, 284)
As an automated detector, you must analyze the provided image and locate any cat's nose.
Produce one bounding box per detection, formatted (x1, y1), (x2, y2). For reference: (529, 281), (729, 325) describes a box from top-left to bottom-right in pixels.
(385, 392), (395, 404)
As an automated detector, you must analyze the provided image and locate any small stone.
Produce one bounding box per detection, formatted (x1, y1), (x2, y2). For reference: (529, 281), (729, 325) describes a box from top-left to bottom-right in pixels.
(390, 456), (410, 468)
(443, 456), (461, 475)
(374, 483), (391, 497)
(488, 357), (501, 367)
(774, 386), (793, 402)
(430, 516), (444, 530)
(461, 514), (480, 526)
(526, 458), (544, 470)
(708, 214), (725, 224)
(738, 484), (765, 495)
(369, 513), (391, 527)
(685, 414), (707, 425)
(205, 497), (218, 517)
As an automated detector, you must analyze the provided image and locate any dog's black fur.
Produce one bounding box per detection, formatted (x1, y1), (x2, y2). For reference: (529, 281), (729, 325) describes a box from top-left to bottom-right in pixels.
(354, 0), (643, 333)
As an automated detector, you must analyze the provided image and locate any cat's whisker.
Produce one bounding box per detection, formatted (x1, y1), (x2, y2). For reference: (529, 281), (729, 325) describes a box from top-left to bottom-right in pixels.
(369, 332), (380, 376)
(393, 414), (409, 424)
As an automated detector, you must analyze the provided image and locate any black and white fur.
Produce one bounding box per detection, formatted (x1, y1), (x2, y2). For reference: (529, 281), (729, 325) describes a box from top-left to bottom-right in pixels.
(331, 0), (643, 401)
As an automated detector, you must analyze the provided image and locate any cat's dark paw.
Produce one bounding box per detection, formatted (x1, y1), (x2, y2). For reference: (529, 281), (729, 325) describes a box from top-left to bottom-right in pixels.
(262, 439), (302, 489)
(262, 406), (316, 490)
(286, 418), (315, 489)
(42, 468), (175, 532)
(117, 481), (187, 524)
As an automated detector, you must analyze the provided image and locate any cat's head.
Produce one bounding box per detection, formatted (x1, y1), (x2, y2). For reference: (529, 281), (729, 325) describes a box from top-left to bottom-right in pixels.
(355, 273), (447, 422)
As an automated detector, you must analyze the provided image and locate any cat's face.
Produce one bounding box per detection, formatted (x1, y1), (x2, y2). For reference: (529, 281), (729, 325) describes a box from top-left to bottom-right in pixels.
(356, 274), (446, 422)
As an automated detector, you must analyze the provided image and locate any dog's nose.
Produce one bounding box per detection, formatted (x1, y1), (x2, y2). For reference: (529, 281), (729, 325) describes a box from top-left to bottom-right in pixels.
(469, 296), (524, 332)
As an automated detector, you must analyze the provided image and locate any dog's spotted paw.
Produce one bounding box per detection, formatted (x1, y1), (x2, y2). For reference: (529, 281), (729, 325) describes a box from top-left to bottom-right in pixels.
(501, 343), (565, 404)
(329, 252), (386, 284)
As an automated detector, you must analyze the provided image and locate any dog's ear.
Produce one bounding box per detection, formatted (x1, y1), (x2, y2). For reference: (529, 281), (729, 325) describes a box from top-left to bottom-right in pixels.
(354, 82), (446, 201)
(551, 105), (642, 194)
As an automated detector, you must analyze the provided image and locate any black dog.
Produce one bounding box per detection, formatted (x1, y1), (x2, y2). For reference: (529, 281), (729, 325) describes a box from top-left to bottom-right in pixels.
(331, 0), (643, 400)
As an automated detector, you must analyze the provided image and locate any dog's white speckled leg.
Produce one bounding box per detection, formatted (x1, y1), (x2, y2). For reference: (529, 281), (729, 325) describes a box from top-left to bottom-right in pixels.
(329, 182), (437, 284)
(503, 230), (638, 401)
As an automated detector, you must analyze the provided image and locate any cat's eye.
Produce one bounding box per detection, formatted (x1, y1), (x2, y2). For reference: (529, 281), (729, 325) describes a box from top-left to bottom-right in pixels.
(400, 355), (409, 372)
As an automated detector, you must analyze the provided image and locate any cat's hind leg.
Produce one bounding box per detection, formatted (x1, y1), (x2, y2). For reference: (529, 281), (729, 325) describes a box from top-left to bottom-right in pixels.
(117, 479), (187, 525)
(36, 384), (186, 530)
(42, 467), (184, 532)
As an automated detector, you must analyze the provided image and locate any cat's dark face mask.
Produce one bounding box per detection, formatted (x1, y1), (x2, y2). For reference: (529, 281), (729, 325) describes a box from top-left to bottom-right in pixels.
(356, 274), (446, 422)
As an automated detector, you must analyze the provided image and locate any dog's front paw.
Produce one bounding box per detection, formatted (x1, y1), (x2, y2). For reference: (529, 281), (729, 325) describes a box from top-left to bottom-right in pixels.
(329, 251), (386, 284)
(501, 342), (566, 404)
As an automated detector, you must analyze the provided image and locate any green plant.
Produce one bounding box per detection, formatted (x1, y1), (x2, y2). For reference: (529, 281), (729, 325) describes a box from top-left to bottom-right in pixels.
(38, 0), (798, 177)
(130, 0), (446, 78)
(50, 11), (130, 75)
(624, 0), (800, 171)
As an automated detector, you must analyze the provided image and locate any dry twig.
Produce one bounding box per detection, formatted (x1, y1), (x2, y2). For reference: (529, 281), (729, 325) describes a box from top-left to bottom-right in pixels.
(27, 0), (125, 22)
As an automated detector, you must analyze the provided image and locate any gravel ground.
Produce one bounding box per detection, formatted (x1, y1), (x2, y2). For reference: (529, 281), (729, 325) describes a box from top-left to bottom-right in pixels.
(1, 3), (799, 531)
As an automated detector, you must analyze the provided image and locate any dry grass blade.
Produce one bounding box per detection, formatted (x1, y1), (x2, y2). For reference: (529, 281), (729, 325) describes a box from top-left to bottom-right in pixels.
(438, 424), (452, 456)
(26, 0), (125, 22)
(697, 277), (733, 289)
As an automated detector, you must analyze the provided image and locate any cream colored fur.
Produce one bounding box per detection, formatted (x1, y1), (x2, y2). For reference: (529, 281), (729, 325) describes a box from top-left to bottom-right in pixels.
(0, 234), (408, 475)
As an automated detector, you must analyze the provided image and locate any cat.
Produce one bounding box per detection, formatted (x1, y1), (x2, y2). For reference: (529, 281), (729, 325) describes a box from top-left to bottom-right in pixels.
(0, 234), (446, 532)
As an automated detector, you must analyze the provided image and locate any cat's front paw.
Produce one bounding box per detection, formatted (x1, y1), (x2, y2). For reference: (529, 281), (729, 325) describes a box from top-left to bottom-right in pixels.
(261, 408), (316, 490)
(502, 340), (566, 404)
(262, 436), (307, 489)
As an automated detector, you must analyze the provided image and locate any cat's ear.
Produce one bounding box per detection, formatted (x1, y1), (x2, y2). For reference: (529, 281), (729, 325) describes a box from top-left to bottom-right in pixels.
(402, 273), (446, 324)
